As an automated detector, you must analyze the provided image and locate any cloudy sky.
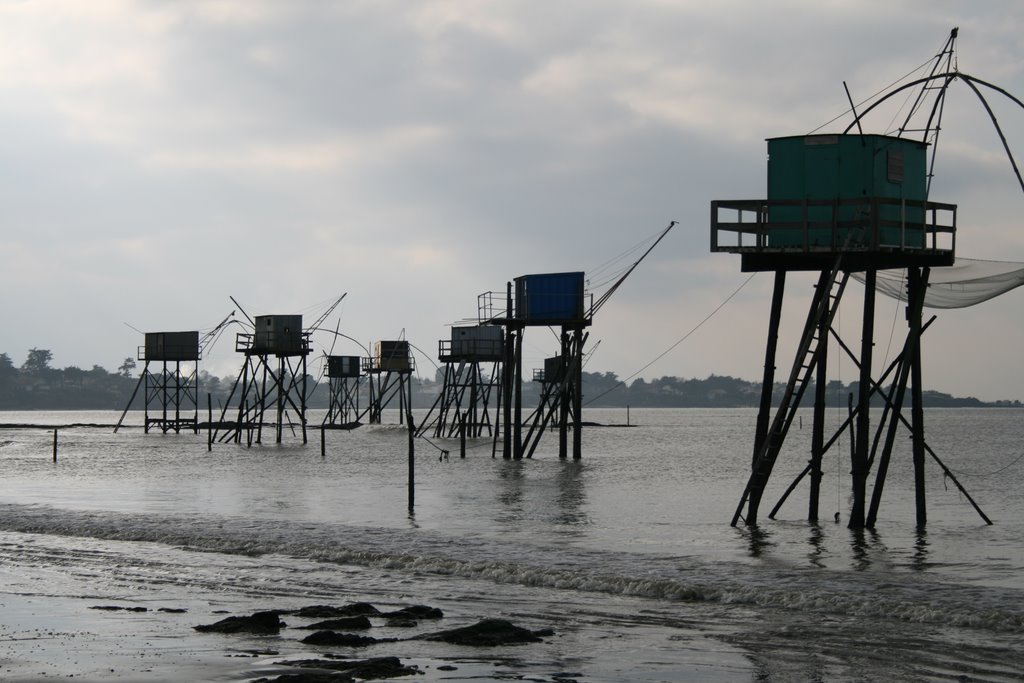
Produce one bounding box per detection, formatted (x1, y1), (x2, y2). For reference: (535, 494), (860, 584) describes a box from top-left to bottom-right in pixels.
(2, 1), (1023, 400)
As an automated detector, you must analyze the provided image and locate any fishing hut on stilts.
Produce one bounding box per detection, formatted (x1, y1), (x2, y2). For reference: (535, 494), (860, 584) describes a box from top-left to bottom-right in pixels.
(417, 326), (503, 440)
(713, 132), (957, 529)
(364, 341), (415, 425)
(216, 314), (311, 445)
(322, 355), (362, 429)
(116, 331), (200, 434)
(522, 354), (577, 459)
(482, 272), (591, 460)
(476, 222), (676, 460)
(710, 29), (1017, 529)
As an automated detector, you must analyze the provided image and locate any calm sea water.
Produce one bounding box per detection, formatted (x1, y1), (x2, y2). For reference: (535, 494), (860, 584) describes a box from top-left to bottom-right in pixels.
(0, 407), (1022, 681)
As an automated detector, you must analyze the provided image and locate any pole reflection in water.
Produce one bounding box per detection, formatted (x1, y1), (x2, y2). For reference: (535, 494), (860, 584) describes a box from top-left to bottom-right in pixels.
(739, 525), (775, 558)
(913, 527), (930, 571)
(807, 523), (827, 568)
(496, 459), (526, 525)
(554, 461), (590, 532)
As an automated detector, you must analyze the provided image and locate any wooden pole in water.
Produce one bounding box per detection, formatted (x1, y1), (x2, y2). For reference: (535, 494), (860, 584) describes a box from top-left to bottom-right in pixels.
(321, 426), (326, 458)
(52, 429), (58, 462)
(276, 357), (285, 444)
(910, 267), (929, 527)
(513, 327), (523, 460)
(572, 329), (583, 461)
(753, 271), (786, 468)
(207, 393), (213, 452)
(626, 405), (630, 426)
(407, 379), (415, 511)
(730, 271), (787, 527)
(301, 355), (308, 445)
(460, 412), (467, 459)
(808, 301), (829, 522)
(407, 417), (415, 511)
(245, 400), (253, 448)
(850, 270), (876, 529)
(502, 282), (514, 460)
(559, 331), (569, 460)
(847, 393), (856, 462)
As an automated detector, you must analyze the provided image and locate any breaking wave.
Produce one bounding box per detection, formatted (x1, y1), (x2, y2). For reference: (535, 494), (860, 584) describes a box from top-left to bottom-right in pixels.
(0, 502), (1020, 633)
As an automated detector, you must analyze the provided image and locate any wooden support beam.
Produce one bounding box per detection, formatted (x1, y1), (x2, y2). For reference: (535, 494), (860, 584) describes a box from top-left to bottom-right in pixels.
(850, 270), (876, 529)
(809, 296), (829, 521)
(753, 271), (786, 467)
(513, 327), (524, 460)
(911, 267), (930, 526)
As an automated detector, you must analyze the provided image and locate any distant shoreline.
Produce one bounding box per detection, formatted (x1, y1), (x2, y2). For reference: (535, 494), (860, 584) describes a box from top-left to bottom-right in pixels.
(1, 403), (1020, 432)
(3, 357), (1020, 411)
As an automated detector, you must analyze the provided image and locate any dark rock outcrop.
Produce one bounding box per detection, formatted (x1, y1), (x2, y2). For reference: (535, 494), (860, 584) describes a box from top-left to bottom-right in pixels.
(300, 631), (393, 647)
(252, 673), (353, 683)
(299, 615), (373, 631)
(419, 618), (551, 646)
(290, 603), (381, 619)
(90, 605), (148, 612)
(381, 605), (443, 620)
(194, 610), (283, 634)
(275, 656), (419, 679)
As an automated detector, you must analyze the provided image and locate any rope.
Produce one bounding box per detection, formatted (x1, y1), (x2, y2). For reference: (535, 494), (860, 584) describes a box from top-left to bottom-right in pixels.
(807, 55), (937, 135)
(583, 273), (756, 407)
(407, 342), (440, 372)
(415, 423), (503, 455)
(587, 225), (669, 284)
(416, 431), (452, 457)
(880, 269), (907, 370)
(946, 451), (1024, 478)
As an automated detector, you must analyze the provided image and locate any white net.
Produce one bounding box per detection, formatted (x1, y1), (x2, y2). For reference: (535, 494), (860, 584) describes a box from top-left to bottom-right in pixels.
(855, 258), (1024, 308)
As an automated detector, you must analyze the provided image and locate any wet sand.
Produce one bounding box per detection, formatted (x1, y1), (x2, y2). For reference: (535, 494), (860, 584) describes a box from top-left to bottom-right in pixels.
(0, 591), (247, 681)
(0, 590), (608, 682)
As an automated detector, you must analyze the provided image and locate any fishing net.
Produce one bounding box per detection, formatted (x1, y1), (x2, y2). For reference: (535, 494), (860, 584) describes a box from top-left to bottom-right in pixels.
(854, 258), (1024, 308)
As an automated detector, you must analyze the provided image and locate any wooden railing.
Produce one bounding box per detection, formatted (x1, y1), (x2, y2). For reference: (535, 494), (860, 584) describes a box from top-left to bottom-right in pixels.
(711, 198), (956, 255)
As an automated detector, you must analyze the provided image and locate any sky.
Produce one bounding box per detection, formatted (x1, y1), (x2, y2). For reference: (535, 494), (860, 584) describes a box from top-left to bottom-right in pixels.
(2, 1), (1023, 401)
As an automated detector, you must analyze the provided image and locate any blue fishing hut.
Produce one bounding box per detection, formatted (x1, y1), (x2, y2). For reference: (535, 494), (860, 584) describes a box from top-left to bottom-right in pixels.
(482, 271), (591, 460)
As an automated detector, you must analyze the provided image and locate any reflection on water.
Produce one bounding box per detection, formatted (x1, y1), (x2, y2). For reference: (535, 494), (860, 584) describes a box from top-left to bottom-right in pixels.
(496, 459), (526, 523)
(807, 523), (827, 568)
(735, 518), (928, 573)
(494, 459), (591, 533)
(1, 408), (1021, 587)
(850, 528), (871, 571)
(913, 527), (930, 571)
(738, 525), (775, 558)
(849, 528), (891, 571)
(554, 460), (589, 532)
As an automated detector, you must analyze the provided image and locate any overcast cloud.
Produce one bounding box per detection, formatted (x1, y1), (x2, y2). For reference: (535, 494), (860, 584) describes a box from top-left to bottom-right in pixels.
(2, 1), (1023, 400)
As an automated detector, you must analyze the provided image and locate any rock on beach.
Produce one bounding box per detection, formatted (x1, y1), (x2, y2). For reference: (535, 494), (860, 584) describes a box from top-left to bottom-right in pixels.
(298, 615), (374, 631)
(194, 610), (284, 634)
(300, 630), (393, 647)
(419, 618), (553, 646)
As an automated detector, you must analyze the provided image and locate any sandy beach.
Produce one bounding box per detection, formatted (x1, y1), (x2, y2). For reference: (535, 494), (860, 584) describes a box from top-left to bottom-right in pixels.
(0, 590), (250, 682)
(0, 587), (610, 682)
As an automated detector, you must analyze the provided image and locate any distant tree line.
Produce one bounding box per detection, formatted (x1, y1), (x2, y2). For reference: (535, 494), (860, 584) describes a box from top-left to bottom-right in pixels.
(0, 349), (1017, 412)
(577, 372), (1016, 408)
(0, 349), (141, 410)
